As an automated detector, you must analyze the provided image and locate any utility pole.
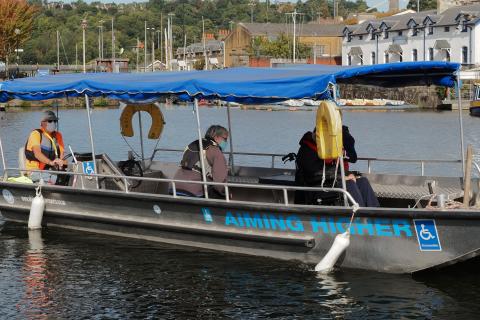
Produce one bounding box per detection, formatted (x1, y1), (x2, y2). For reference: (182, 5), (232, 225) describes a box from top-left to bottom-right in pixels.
(81, 18), (87, 73)
(75, 43), (78, 71)
(168, 13), (174, 67)
(112, 18), (115, 70)
(144, 21), (148, 72)
(56, 30), (60, 70)
(285, 10), (303, 64)
(98, 26), (101, 60)
(248, 0), (255, 23)
(151, 29), (155, 72)
(202, 16), (207, 70)
(160, 13), (163, 66)
(136, 37), (139, 72)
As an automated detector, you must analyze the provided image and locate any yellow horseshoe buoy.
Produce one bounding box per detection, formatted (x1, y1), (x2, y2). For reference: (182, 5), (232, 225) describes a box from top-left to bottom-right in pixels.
(315, 100), (343, 159)
(120, 104), (165, 139)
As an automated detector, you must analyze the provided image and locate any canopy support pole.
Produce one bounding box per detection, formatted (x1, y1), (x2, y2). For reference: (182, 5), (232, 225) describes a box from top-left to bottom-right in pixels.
(194, 98), (209, 198)
(226, 104), (235, 175)
(84, 94), (98, 176)
(138, 111), (145, 165)
(455, 74), (465, 175)
(331, 83), (347, 206)
(0, 131), (6, 179)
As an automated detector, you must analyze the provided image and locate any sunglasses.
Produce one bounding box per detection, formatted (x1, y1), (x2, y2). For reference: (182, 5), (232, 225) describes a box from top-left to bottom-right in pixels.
(43, 120), (58, 123)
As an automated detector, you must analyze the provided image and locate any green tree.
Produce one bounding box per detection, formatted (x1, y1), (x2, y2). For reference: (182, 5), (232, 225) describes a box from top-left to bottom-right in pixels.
(407, 0), (436, 11)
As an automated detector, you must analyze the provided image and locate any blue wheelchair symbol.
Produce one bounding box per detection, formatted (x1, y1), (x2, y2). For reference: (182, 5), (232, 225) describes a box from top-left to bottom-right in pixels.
(82, 161), (95, 175)
(414, 219), (442, 251)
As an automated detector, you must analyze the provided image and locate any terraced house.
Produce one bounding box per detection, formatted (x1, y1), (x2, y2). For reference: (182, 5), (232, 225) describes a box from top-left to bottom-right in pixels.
(342, 3), (480, 66)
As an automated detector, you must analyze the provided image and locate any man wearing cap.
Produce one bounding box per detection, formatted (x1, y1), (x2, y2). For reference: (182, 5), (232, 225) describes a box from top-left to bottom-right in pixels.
(24, 110), (66, 182)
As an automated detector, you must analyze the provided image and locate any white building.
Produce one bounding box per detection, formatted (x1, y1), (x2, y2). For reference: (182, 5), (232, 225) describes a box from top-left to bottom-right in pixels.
(342, 4), (480, 66)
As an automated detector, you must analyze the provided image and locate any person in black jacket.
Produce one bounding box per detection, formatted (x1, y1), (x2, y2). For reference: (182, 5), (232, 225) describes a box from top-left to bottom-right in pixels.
(294, 126), (379, 207)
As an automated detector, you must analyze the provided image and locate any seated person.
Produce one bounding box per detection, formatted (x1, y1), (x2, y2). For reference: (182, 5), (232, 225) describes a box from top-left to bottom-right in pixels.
(172, 125), (229, 198)
(24, 110), (66, 184)
(295, 127), (379, 207)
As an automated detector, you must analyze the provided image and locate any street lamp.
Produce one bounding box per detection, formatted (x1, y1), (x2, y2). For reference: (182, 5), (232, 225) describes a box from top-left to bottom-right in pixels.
(14, 28), (21, 63)
(81, 18), (87, 73)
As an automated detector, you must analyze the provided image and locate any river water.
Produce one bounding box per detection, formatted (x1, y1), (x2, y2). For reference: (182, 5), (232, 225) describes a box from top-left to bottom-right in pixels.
(1, 107), (480, 318)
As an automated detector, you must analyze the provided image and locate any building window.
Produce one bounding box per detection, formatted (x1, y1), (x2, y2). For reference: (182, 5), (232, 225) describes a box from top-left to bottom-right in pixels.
(444, 26), (450, 32)
(398, 31), (403, 36)
(371, 52), (376, 65)
(412, 28), (418, 36)
(348, 55), (352, 66)
(428, 47), (434, 61)
(399, 54), (403, 62)
(359, 35), (363, 40)
(384, 52), (389, 63)
(412, 49), (418, 61)
(370, 31), (375, 40)
(384, 30), (389, 39)
(360, 55), (364, 65)
(446, 50), (451, 62)
(462, 46), (468, 63)
(462, 21), (468, 32)
(428, 26), (434, 35)
(347, 34), (352, 42)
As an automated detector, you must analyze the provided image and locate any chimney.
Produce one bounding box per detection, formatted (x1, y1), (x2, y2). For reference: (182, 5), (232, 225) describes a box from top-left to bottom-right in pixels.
(389, 0), (399, 11)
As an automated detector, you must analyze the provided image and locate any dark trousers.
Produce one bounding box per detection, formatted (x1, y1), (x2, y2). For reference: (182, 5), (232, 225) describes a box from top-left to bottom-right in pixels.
(346, 177), (380, 207)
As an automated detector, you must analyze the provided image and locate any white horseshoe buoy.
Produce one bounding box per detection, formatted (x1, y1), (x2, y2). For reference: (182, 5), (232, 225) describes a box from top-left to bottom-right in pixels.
(28, 186), (45, 230)
(315, 231), (350, 273)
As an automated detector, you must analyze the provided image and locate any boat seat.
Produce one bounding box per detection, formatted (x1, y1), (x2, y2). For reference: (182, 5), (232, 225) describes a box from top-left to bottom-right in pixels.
(369, 182), (463, 200)
(227, 176), (259, 184)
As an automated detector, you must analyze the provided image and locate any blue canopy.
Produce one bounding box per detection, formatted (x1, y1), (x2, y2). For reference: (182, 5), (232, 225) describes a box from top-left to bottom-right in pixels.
(0, 61), (460, 104)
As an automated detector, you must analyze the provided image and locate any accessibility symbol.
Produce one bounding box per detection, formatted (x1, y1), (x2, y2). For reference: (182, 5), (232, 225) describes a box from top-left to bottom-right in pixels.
(414, 219), (442, 251)
(201, 207), (213, 223)
(82, 161), (95, 175)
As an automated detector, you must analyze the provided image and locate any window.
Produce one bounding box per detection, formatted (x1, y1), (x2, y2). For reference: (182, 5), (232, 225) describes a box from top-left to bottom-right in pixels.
(384, 52), (389, 63)
(412, 49), (418, 62)
(371, 52), (376, 65)
(384, 30), (389, 39)
(412, 28), (418, 36)
(360, 55), (364, 65)
(428, 47), (434, 61)
(444, 26), (450, 32)
(359, 35), (363, 40)
(348, 55), (352, 66)
(399, 54), (403, 62)
(370, 31), (375, 40)
(462, 21), (468, 32)
(446, 50), (451, 62)
(462, 46), (468, 63)
(347, 34), (352, 42)
(398, 31), (403, 36)
(428, 26), (434, 35)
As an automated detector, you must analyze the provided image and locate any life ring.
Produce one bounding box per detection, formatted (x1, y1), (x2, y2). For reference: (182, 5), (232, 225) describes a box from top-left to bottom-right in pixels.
(315, 100), (343, 159)
(120, 104), (165, 139)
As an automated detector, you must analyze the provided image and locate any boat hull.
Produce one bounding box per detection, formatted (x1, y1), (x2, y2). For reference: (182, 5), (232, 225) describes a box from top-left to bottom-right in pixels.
(1, 182), (479, 274)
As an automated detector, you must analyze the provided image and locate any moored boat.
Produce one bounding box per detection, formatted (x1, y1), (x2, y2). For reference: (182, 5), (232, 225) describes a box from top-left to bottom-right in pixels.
(470, 83), (480, 116)
(0, 62), (478, 274)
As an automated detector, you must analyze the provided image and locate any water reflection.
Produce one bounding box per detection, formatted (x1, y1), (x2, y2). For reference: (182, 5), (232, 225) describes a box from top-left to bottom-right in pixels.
(0, 221), (479, 318)
(17, 230), (52, 319)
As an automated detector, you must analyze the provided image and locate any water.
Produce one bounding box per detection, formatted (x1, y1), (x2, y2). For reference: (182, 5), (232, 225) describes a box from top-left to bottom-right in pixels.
(1, 107), (480, 318)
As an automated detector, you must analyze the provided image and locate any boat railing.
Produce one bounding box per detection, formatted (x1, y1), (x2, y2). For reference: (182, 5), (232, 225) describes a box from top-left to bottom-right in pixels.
(151, 147), (462, 176)
(3, 167), (359, 210)
(358, 157), (462, 176)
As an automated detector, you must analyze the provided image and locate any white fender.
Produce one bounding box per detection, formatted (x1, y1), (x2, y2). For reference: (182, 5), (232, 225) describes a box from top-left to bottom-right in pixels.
(28, 187), (45, 230)
(315, 232), (350, 273)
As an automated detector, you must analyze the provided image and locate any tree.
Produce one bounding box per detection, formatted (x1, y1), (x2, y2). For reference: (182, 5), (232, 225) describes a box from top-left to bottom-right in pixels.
(249, 33), (311, 59)
(407, 0), (436, 11)
(0, 0), (37, 74)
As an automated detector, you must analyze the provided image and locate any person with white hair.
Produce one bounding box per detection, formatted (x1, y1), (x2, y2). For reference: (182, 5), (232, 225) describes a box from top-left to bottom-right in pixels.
(173, 125), (229, 198)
